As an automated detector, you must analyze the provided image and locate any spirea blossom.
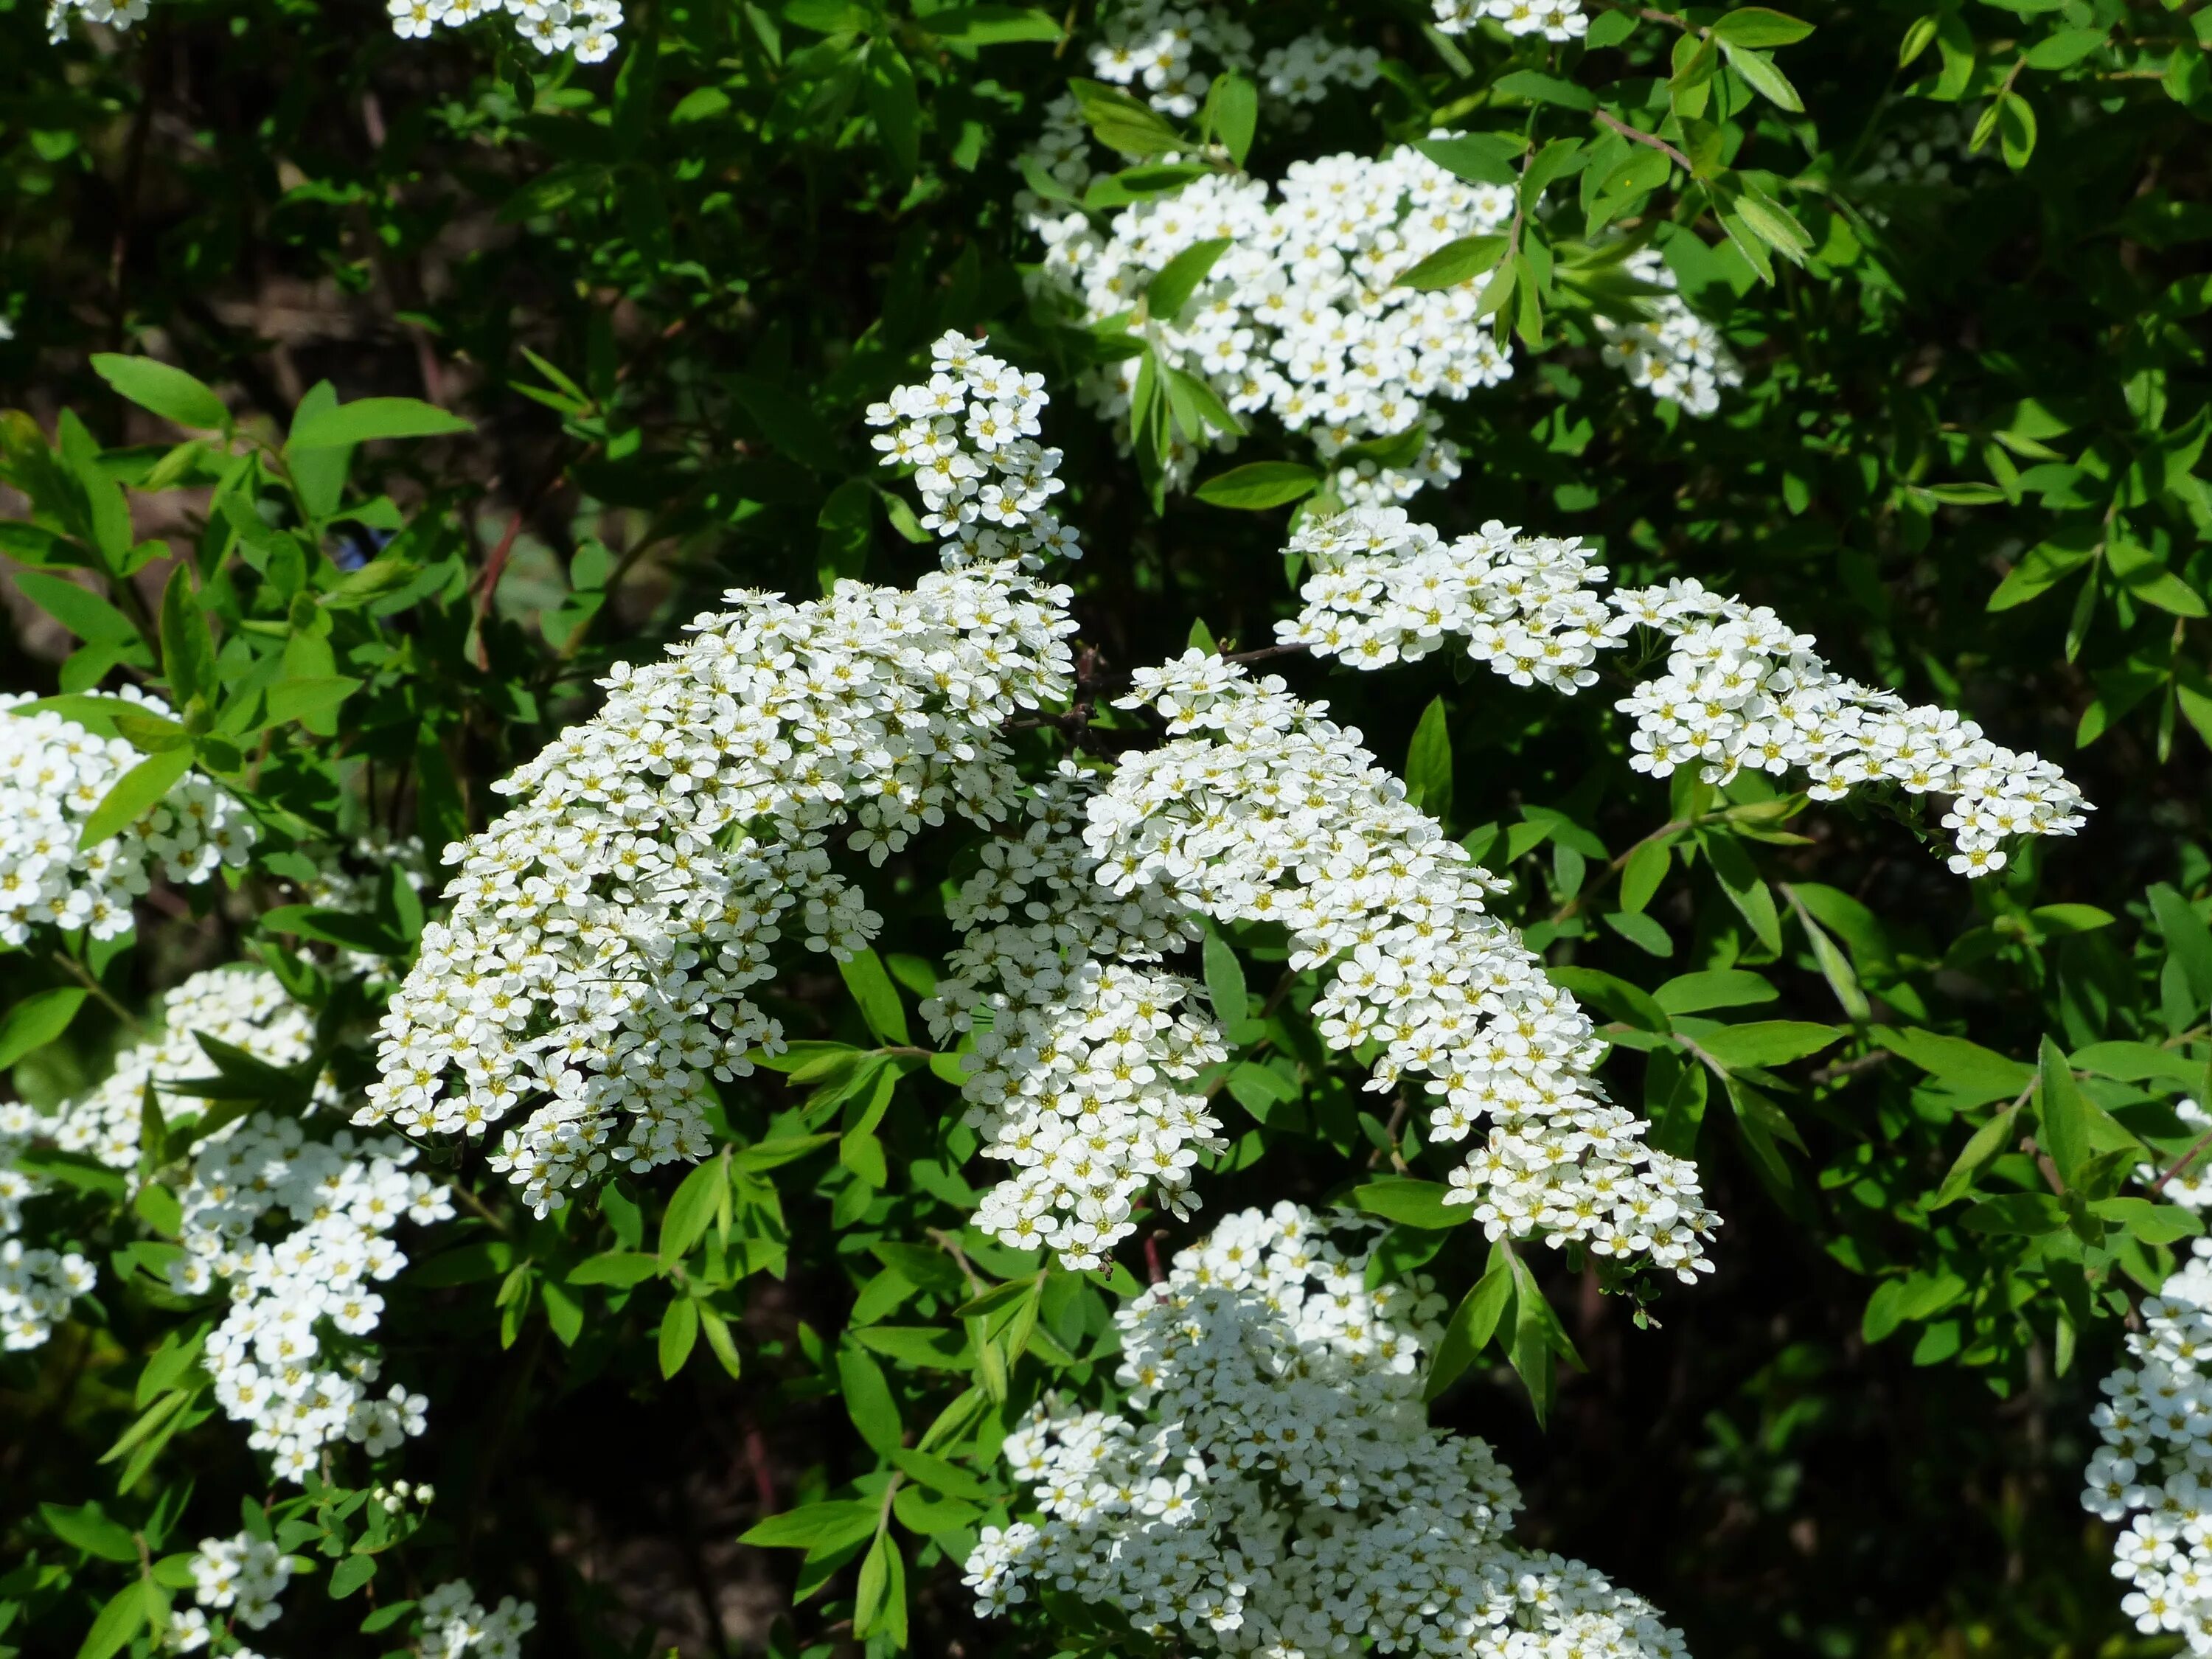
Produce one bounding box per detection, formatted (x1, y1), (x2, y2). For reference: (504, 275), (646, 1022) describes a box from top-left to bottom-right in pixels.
(181, 1110), (450, 1481)
(923, 765), (1230, 1270)
(1074, 0), (1379, 126)
(2084, 1230), (2212, 1652)
(365, 335), (1079, 1216)
(1029, 145), (1517, 503)
(1280, 507), (2090, 876)
(43, 0), (149, 44)
(1088, 656), (1719, 1278)
(0, 967), (327, 1349)
(380, 0), (621, 63)
(1433, 0), (1588, 44)
(184, 1531), (294, 1631)
(1594, 248), (1745, 417)
(963, 1204), (1692, 1659)
(416, 1580), (539, 1659)
(0, 690), (255, 946)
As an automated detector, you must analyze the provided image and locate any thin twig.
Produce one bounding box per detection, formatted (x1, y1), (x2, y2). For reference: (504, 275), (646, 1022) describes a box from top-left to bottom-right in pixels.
(2149, 1127), (2212, 1199)
(1594, 109), (1696, 175)
(49, 950), (144, 1034)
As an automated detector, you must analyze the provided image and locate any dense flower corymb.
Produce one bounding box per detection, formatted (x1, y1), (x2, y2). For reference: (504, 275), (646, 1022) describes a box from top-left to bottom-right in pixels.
(366, 334), (1081, 1216)
(964, 1204), (1691, 1658)
(1281, 507), (2090, 876)
(0, 689), (255, 945)
(1088, 656), (1719, 1277)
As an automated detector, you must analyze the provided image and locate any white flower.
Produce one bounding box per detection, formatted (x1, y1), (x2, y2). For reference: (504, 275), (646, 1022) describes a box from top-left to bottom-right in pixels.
(0, 689), (255, 949)
(964, 1205), (1693, 1659)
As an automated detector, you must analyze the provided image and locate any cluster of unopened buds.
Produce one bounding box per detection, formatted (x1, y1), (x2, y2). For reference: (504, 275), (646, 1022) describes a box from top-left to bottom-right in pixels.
(1281, 507), (2089, 875)
(372, 1477), (437, 1513)
(964, 1205), (1692, 1659)
(0, 691), (255, 947)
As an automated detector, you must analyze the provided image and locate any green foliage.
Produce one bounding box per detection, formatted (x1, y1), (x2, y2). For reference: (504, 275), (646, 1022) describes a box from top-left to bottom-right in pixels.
(1, 0), (2209, 1655)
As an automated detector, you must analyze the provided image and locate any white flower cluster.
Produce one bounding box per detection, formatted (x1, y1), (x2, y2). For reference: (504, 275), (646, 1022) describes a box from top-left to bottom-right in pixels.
(964, 1204), (1691, 1659)
(180, 1109), (449, 1481)
(923, 767), (1229, 1270)
(0, 1237), (94, 1351)
(1594, 248), (1744, 419)
(2084, 1229), (2212, 1651)
(1076, 0), (1379, 125)
(365, 337), (1078, 1216)
(0, 690), (256, 947)
(1280, 509), (1614, 686)
(1032, 145), (1520, 504)
(42, 0), (147, 44)
(865, 333), (1084, 566)
(173, 1531), (294, 1646)
(383, 0), (619, 63)
(416, 1579), (539, 1659)
(1088, 656), (1719, 1279)
(1433, 0), (1589, 44)
(1281, 507), (2091, 877)
(0, 967), (326, 1350)
(1857, 109), (1983, 189)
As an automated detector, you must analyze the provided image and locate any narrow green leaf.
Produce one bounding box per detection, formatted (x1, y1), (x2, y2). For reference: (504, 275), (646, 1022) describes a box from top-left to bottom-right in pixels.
(77, 748), (195, 852)
(90, 355), (228, 431)
(288, 397), (473, 451)
(0, 987), (88, 1071)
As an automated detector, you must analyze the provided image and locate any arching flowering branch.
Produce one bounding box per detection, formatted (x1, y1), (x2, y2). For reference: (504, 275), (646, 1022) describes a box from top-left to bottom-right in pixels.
(1279, 507), (2091, 876)
(363, 335), (1081, 1214)
(962, 1205), (1694, 1658)
(1087, 657), (1719, 1276)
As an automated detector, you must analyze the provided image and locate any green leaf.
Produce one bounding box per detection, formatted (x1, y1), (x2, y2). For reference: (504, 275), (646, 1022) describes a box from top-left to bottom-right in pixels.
(1069, 78), (1184, 157)
(1653, 970), (1776, 1015)
(2091, 1197), (2205, 1244)
(1996, 90), (2038, 170)
(1618, 838), (1673, 913)
(838, 948), (911, 1046)
(1710, 7), (1814, 46)
(853, 1530), (905, 1645)
(565, 1251), (662, 1287)
(1145, 237), (1232, 321)
(1422, 1245), (1513, 1399)
(90, 355), (228, 431)
(78, 747), (195, 852)
(1201, 70), (1257, 166)
(2023, 25), (2107, 67)
(2150, 884), (2212, 1008)
(1692, 1020), (1843, 1070)
(923, 5), (1065, 45)
(0, 987), (88, 1070)
(1203, 928), (1256, 1040)
(1395, 234), (1511, 291)
(891, 1447), (993, 1500)
(1348, 1178), (1465, 1230)
(76, 1582), (153, 1659)
(15, 572), (141, 648)
(1192, 462), (1321, 509)
(1504, 1246), (1579, 1427)
(658, 1297), (700, 1379)
(262, 675), (363, 728)
(1874, 1027), (2035, 1100)
(1931, 1099), (2023, 1207)
(1409, 132), (1527, 187)
(1490, 69), (1595, 110)
(838, 1343), (904, 1455)
(1960, 1192), (2067, 1235)
(42, 1503), (139, 1562)
(739, 1499), (883, 1551)
(1404, 697), (1453, 823)
(329, 1554), (377, 1599)
(287, 397), (473, 451)
(660, 1160), (727, 1264)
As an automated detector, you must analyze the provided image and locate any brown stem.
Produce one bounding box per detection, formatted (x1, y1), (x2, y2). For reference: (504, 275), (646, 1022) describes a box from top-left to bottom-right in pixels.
(2148, 1126), (2212, 1199)
(1595, 109), (1696, 175)
(471, 506), (528, 671)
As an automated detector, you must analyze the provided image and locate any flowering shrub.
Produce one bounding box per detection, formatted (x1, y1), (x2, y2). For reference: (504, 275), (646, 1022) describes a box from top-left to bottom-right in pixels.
(5, 0), (2212, 1655)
